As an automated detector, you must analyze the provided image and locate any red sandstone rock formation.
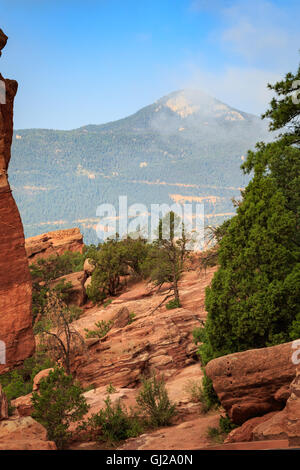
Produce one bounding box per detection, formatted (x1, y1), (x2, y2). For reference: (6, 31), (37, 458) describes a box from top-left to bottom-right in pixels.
(50, 271), (87, 306)
(224, 368), (300, 446)
(117, 414), (221, 450)
(25, 227), (84, 263)
(225, 413), (278, 443)
(0, 30), (35, 373)
(0, 416), (56, 450)
(70, 268), (216, 389)
(205, 341), (297, 424)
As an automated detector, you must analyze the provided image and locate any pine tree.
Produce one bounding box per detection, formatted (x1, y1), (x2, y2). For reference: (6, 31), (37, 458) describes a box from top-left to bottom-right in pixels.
(197, 63), (300, 365)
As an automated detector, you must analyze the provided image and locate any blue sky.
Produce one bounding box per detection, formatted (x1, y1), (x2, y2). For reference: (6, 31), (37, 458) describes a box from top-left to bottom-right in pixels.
(1, 0), (299, 129)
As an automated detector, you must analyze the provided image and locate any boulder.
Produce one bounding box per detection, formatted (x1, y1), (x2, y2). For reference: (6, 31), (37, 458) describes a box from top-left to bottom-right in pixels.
(84, 276), (92, 291)
(252, 409), (288, 441)
(11, 393), (33, 417)
(0, 416), (56, 450)
(33, 368), (54, 391)
(0, 30), (35, 373)
(225, 413), (278, 443)
(25, 227), (83, 263)
(50, 270), (86, 306)
(112, 306), (130, 328)
(205, 341), (297, 424)
(0, 385), (8, 420)
(83, 258), (95, 275)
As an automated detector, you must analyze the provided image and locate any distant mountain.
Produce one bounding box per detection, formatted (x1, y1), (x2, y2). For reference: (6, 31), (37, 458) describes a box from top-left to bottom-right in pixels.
(9, 89), (272, 244)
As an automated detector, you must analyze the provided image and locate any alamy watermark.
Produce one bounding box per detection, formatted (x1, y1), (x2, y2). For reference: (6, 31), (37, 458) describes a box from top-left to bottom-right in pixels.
(95, 196), (205, 251)
(0, 340), (5, 365)
(291, 340), (300, 365)
(0, 80), (6, 104)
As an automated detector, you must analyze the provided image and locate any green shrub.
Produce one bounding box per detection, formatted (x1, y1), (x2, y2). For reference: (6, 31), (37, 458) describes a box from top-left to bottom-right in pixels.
(31, 367), (89, 449)
(83, 384), (95, 393)
(0, 352), (54, 409)
(183, 379), (203, 404)
(29, 251), (85, 283)
(192, 326), (214, 367)
(84, 395), (143, 443)
(166, 298), (181, 310)
(136, 373), (176, 427)
(200, 370), (220, 413)
(219, 415), (237, 434)
(67, 305), (83, 322)
(86, 279), (106, 304)
(128, 312), (136, 324)
(206, 426), (224, 444)
(2, 370), (31, 402)
(84, 319), (113, 338)
(106, 383), (116, 394)
(192, 328), (220, 412)
(206, 416), (237, 444)
(30, 251), (85, 322)
(85, 237), (150, 302)
(183, 373), (219, 413)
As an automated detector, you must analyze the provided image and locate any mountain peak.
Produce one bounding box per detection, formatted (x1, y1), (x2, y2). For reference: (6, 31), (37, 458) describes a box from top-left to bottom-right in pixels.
(156, 89), (245, 121)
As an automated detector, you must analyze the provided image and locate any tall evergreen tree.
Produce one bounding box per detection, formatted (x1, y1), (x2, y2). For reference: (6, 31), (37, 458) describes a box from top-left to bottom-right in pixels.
(198, 64), (300, 365)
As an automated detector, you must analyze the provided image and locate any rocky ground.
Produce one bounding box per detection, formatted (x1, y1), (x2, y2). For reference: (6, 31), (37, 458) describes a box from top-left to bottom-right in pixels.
(4, 250), (300, 451)
(6, 263), (222, 450)
(71, 267), (216, 389)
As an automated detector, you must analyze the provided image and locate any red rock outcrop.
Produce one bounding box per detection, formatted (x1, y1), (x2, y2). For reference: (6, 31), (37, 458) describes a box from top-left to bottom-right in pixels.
(118, 414), (221, 451)
(50, 271), (87, 306)
(70, 269), (216, 389)
(32, 367), (54, 391)
(25, 227), (84, 263)
(0, 30), (35, 373)
(31, 271), (211, 395)
(205, 341), (297, 424)
(70, 364), (219, 450)
(225, 412), (278, 443)
(0, 416), (56, 450)
(74, 305), (201, 389)
(252, 409), (288, 441)
(225, 370), (300, 445)
(201, 439), (289, 450)
(11, 393), (33, 418)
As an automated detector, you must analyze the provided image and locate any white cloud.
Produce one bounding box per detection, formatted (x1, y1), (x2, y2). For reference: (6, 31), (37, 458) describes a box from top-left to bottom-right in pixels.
(183, 0), (300, 113)
(183, 65), (281, 115)
(189, 0), (300, 69)
(220, 1), (299, 68)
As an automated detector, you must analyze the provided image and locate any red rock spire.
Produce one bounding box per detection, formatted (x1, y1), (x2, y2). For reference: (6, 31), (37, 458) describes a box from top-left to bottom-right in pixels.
(0, 29), (35, 373)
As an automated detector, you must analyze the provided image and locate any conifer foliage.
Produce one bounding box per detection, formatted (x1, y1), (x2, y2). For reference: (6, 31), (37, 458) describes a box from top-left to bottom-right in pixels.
(197, 64), (300, 364)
